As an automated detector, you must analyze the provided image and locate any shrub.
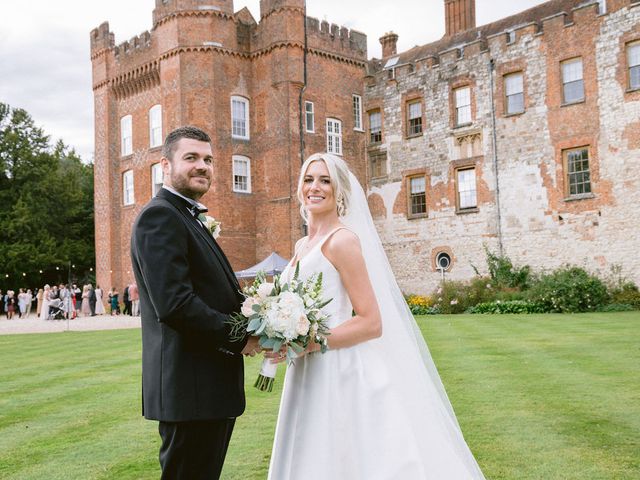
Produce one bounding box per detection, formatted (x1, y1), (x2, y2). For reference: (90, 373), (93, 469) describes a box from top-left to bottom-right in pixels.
(610, 283), (640, 309)
(405, 294), (435, 315)
(527, 266), (609, 313)
(596, 303), (635, 312)
(479, 247), (531, 290)
(468, 300), (547, 314)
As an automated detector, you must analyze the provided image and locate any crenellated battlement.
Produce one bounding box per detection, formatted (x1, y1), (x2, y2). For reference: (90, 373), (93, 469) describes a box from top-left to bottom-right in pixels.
(369, 0), (639, 84)
(305, 16), (367, 61)
(90, 22), (115, 54)
(114, 31), (152, 58)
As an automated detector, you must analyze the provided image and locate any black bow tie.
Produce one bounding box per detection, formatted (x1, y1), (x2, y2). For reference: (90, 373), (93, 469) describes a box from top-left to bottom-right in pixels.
(189, 205), (208, 217)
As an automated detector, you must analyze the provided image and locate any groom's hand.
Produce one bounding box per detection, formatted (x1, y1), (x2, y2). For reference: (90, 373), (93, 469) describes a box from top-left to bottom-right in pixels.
(241, 336), (261, 357)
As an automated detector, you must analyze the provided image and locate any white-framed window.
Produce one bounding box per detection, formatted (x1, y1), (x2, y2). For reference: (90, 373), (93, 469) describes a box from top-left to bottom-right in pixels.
(369, 110), (382, 143)
(456, 167), (477, 210)
(120, 115), (132, 156)
(149, 105), (162, 148)
(454, 87), (472, 125)
(326, 118), (342, 155)
(232, 155), (251, 193)
(505, 72), (525, 114)
(561, 58), (584, 104)
(305, 101), (315, 133)
(151, 163), (163, 197)
(408, 175), (427, 217)
(231, 96), (250, 139)
(598, 0), (606, 14)
(628, 41), (640, 90)
(407, 100), (423, 136)
(123, 170), (134, 206)
(564, 147), (591, 197)
(353, 95), (363, 131)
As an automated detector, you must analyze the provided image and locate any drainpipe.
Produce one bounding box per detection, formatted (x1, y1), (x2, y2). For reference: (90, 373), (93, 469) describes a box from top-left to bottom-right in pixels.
(488, 58), (504, 255)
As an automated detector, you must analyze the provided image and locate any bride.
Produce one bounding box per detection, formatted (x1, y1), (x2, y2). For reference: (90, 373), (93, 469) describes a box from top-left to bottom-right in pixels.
(267, 153), (486, 479)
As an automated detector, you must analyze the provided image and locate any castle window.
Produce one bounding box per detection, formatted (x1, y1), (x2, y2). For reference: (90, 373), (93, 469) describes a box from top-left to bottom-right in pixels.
(305, 101), (315, 133)
(326, 118), (342, 156)
(369, 151), (387, 179)
(120, 115), (132, 156)
(353, 95), (363, 131)
(369, 110), (382, 144)
(232, 155), (251, 193)
(597, 0), (606, 14)
(561, 58), (584, 104)
(628, 41), (640, 90)
(123, 170), (134, 206)
(408, 175), (427, 218)
(454, 87), (472, 125)
(456, 167), (477, 211)
(407, 100), (423, 136)
(506, 31), (516, 44)
(149, 105), (163, 148)
(564, 147), (591, 197)
(231, 96), (250, 140)
(505, 72), (524, 114)
(151, 163), (163, 197)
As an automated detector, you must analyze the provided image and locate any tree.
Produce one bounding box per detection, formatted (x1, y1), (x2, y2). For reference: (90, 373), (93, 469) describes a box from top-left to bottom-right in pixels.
(0, 103), (94, 291)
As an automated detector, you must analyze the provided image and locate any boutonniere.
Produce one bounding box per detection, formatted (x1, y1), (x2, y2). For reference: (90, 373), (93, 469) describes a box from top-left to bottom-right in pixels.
(203, 215), (221, 239)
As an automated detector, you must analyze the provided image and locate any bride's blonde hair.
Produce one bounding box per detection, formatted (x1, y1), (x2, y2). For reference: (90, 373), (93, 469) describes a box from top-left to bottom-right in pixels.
(297, 153), (352, 222)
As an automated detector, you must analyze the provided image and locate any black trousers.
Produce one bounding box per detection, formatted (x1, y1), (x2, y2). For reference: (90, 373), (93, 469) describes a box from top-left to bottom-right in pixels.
(158, 418), (236, 480)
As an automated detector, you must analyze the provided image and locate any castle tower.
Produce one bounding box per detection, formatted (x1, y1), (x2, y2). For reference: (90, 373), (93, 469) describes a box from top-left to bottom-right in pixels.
(379, 32), (399, 58)
(444, 0), (476, 36)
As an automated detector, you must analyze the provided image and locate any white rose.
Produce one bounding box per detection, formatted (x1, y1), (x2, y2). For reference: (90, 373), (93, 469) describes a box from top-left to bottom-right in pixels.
(268, 291), (307, 341)
(296, 314), (310, 336)
(241, 297), (259, 317)
(257, 282), (275, 300)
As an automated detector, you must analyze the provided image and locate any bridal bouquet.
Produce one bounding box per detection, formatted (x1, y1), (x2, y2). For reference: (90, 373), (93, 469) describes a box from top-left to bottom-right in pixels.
(228, 264), (331, 391)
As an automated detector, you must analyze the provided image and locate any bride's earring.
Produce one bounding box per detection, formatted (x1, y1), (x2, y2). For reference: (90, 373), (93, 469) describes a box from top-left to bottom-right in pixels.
(337, 194), (346, 217)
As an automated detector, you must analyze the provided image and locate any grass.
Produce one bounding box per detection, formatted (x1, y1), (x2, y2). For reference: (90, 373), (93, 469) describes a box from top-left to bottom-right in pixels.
(0, 312), (638, 479)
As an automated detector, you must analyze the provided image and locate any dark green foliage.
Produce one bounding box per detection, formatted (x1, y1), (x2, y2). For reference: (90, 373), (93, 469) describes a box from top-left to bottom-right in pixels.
(481, 246), (531, 289)
(596, 303), (635, 312)
(468, 300), (547, 314)
(0, 103), (94, 290)
(526, 266), (609, 313)
(610, 283), (640, 309)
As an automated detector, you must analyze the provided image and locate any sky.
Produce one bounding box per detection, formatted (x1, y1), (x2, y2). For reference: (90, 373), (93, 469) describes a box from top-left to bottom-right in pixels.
(0, 0), (547, 162)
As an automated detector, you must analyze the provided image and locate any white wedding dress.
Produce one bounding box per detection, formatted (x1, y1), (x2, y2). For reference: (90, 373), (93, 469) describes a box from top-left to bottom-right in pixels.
(268, 170), (485, 479)
(268, 233), (485, 479)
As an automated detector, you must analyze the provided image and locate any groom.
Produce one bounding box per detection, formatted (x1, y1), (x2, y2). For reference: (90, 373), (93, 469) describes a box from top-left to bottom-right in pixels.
(131, 126), (259, 479)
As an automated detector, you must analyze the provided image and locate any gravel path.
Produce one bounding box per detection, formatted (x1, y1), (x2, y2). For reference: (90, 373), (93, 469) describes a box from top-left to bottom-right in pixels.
(0, 313), (141, 335)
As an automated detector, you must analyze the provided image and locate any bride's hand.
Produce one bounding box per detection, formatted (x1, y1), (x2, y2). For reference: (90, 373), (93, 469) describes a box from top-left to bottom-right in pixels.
(265, 345), (288, 364)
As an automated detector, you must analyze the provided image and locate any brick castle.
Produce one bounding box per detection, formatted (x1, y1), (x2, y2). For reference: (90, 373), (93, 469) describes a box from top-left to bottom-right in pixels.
(91, 0), (640, 295)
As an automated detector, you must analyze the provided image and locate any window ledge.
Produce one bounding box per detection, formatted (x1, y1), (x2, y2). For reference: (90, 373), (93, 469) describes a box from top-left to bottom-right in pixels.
(405, 132), (424, 139)
(123, 203), (136, 209)
(231, 136), (250, 142)
(504, 111), (525, 118)
(232, 190), (252, 195)
(561, 99), (585, 107)
(121, 154), (133, 160)
(305, 129), (315, 134)
(626, 86), (640, 94)
(564, 193), (595, 202)
(354, 128), (365, 133)
(453, 122), (473, 130)
(408, 213), (428, 220)
(456, 207), (479, 215)
(368, 141), (383, 148)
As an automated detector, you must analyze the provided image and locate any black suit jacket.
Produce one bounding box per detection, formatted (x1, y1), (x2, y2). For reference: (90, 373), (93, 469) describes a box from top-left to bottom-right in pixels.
(130, 188), (248, 422)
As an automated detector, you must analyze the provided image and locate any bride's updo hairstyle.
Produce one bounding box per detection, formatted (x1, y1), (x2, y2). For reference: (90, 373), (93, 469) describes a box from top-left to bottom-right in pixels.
(297, 153), (352, 221)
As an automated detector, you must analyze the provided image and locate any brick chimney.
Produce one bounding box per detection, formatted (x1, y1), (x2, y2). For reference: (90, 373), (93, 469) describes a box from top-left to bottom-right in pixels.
(379, 32), (399, 58)
(444, 0), (476, 36)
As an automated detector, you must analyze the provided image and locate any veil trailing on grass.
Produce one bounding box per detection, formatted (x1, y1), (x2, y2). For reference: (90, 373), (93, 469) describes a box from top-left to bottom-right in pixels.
(341, 171), (486, 478)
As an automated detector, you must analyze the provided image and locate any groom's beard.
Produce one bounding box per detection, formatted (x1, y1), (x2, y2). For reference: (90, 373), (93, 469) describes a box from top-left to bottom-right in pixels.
(170, 170), (211, 200)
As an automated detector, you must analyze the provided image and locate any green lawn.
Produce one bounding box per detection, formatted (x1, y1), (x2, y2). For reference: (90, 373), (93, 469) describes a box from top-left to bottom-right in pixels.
(0, 312), (638, 479)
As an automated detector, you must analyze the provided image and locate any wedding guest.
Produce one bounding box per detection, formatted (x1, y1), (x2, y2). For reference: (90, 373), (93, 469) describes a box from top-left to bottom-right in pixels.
(81, 285), (91, 316)
(110, 287), (120, 315)
(25, 289), (33, 318)
(17, 288), (27, 318)
(59, 284), (71, 319)
(73, 284), (82, 317)
(6, 291), (16, 319)
(88, 284), (97, 316)
(122, 284), (131, 315)
(95, 285), (106, 315)
(39, 285), (51, 320)
(36, 288), (43, 317)
(129, 282), (139, 316)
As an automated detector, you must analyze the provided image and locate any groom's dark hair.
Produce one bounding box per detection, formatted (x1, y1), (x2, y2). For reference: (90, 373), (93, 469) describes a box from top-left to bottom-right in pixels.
(162, 126), (212, 161)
